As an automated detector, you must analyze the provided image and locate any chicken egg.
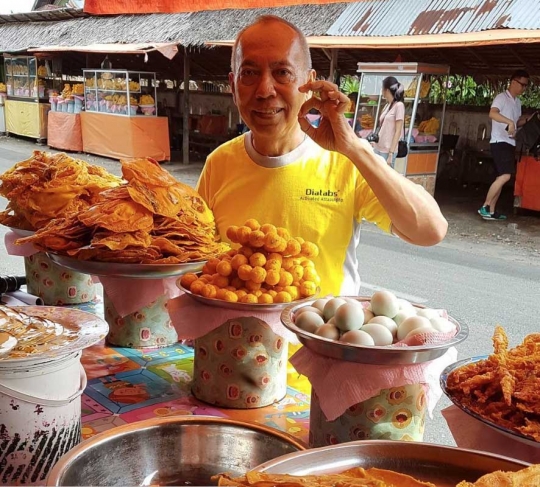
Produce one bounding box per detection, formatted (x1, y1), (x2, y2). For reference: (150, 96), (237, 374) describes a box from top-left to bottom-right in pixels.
(368, 316), (398, 338)
(362, 307), (375, 324)
(315, 323), (341, 340)
(323, 298), (347, 321)
(294, 306), (324, 319)
(398, 298), (417, 313)
(340, 329), (375, 346)
(370, 290), (399, 318)
(311, 298), (329, 312)
(361, 323), (394, 346)
(393, 309), (416, 327)
(416, 308), (440, 320)
(295, 311), (325, 334)
(397, 316), (432, 341)
(334, 303), (364, 332)
(430, 317), (456, 334)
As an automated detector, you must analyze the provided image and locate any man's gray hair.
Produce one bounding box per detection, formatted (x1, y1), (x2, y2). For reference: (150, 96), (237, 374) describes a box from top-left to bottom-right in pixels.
(230, 15), (312, 74)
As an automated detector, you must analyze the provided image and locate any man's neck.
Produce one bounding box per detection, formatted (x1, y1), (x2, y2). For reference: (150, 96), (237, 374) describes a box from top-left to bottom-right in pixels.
(251, 130), (306, 157)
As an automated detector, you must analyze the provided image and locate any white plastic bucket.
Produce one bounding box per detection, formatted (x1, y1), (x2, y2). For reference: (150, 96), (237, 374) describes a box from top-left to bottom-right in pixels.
(0, 351), (87, 485)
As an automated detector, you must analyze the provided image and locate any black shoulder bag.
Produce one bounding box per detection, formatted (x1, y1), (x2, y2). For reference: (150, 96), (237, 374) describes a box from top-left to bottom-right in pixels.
(397, 109), (408, 158)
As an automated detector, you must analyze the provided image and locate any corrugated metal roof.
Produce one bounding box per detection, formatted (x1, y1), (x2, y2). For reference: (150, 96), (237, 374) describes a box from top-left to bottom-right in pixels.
(328, 0), (540, 37)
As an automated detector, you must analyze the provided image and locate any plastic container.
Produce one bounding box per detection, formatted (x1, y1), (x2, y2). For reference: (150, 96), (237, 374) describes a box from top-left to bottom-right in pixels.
(66, 101), (74, 114)
(73, 96), (84, 114)
(129, 105), (138, 116)
(50, 96), (58, 111)
(0, 351), (86, 485)
(139, 104), (155, 116)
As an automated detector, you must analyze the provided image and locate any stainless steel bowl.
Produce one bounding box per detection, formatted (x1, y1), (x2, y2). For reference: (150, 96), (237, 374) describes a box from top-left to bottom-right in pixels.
(254, 440), (530, 487)
(46, 416), (305, 486)
(281, 297), (469, 365)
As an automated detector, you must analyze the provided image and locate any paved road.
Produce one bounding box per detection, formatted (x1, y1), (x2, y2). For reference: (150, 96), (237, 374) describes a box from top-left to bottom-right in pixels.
(1, 136), (539, 447)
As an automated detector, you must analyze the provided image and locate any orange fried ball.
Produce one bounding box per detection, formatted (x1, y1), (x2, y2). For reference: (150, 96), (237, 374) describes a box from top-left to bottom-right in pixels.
(236, 226), (252, 245)
(248, 230), (266, 248)
(301, 241), (319, 258)
(226, 225), (239, 243)
(216, 260), (233, 277)
(244, 219), (261, 231)
(179, 273), (198, 289)
(260, 223), (277, 234)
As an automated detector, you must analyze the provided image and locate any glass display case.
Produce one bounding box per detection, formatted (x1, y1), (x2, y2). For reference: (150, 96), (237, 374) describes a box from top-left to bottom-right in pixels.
(4, 55), (62, 101)
(353, 63), (450, 194)
(83, 69), (158, 117)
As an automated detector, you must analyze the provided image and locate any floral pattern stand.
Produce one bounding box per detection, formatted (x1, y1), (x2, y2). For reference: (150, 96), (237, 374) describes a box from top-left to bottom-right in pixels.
(104, 293), (178, 349)
(309, 384), (427, 447)
(192, 317), (288, 409)
(25, 252), (96, 305)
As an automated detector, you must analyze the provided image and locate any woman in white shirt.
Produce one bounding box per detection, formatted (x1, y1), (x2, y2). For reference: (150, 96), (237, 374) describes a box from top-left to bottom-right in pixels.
(373, 77), (405, 169)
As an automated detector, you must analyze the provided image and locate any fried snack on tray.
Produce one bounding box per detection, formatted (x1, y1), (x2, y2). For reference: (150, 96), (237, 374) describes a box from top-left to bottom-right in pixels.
(0, 151), (122, 230)
(457, 464), (540, 486)
(216, 468), (436, 487)
(446, 325), (540, 442)
(18, 158), (229, 264)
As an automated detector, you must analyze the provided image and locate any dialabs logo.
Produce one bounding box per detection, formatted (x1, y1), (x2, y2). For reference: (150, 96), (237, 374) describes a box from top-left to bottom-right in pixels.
(300, 188), (343, 203)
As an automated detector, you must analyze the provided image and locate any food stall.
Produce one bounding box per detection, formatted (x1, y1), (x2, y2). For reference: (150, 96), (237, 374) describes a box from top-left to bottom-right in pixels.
(354, 62), (450, 195)
(47, 82), (85, 152)
(81, 69), (170, 161)
(3, 55), (61, 141)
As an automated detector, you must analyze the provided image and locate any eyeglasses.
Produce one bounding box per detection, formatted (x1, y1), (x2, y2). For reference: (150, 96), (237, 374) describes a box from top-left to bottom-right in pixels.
(238, 68), (298, 86)
(513, 79), (529, 89)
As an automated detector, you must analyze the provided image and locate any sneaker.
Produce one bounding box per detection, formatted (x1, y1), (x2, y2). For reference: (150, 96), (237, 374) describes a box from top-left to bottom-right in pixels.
(483, 211), (507, 221)
(478, 206), (491, 218)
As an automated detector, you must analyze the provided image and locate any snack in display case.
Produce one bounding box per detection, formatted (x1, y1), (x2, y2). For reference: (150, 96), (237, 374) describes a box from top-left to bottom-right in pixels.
(83, 69), (157, 117)
(4, 55), (62, 100)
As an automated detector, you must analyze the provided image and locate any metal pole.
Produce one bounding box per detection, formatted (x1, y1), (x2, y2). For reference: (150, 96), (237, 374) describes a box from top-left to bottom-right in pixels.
(182, 46), (190, 165)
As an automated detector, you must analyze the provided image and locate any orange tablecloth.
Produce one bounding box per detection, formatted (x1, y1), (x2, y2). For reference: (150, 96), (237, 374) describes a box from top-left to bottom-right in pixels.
(81, 112), (170, 161)
(514, 155), (540, 211)
(48, 111), (83, 152)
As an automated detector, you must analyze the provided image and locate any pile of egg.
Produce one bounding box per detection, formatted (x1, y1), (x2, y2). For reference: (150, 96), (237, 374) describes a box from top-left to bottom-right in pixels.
(292, 290), (456, 346)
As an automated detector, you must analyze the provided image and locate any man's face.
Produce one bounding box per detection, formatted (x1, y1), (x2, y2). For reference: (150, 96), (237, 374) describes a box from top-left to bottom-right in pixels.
(229, 22), (314, 140)
(511, 76), (529, 95)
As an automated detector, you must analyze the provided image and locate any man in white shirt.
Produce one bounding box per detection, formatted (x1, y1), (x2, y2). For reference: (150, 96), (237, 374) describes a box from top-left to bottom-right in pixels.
(478, 69), (530, 221)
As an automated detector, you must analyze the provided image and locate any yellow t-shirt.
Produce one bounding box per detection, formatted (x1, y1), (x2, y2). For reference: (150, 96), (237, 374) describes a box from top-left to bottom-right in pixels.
(197, 133), (392, 296)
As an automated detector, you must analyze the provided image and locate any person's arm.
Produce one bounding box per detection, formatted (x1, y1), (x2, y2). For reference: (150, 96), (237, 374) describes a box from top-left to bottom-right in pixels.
(298, 80), (447, 247)
(489, 107), (516, 136)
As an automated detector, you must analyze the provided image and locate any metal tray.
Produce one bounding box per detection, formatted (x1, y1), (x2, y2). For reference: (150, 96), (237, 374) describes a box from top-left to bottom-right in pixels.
(0, 306), (108, 363)
(441, 356), (540, 448)
(47, 253), (205, 279)
(280, 297), (468, 365)
(177, 280), (319, 312)
(254, 440), (530, 486)
(3, 225), (35, 237)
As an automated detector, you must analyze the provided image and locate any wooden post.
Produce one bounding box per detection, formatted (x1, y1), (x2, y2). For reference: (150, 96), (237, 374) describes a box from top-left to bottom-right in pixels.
(329, 48), (338, 83)
(182, 46), (190, 165)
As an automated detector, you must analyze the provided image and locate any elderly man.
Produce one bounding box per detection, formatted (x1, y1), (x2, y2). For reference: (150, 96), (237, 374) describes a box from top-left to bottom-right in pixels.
(197, 15), (447, 296)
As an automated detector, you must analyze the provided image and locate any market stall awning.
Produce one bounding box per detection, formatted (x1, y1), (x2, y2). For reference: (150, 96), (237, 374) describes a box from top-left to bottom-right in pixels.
(27, 42), (179, 60)
(84, 0), (355, 14)
(207, 28), (540, 49)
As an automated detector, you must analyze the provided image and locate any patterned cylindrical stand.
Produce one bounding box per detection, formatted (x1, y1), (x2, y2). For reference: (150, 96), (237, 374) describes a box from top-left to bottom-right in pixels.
(24, 252), (96, 305)
(104, 293), (178, 348)
(309, 384), (427, 447)
(192, 317), (288, 408)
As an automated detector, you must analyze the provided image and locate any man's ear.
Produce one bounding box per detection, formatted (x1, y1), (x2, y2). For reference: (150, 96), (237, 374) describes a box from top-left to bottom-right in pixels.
(228, 72), (237, 105)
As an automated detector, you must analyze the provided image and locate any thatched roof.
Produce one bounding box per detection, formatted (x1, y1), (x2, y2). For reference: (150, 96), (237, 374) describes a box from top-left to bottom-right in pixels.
(0, 4), (349, 52)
